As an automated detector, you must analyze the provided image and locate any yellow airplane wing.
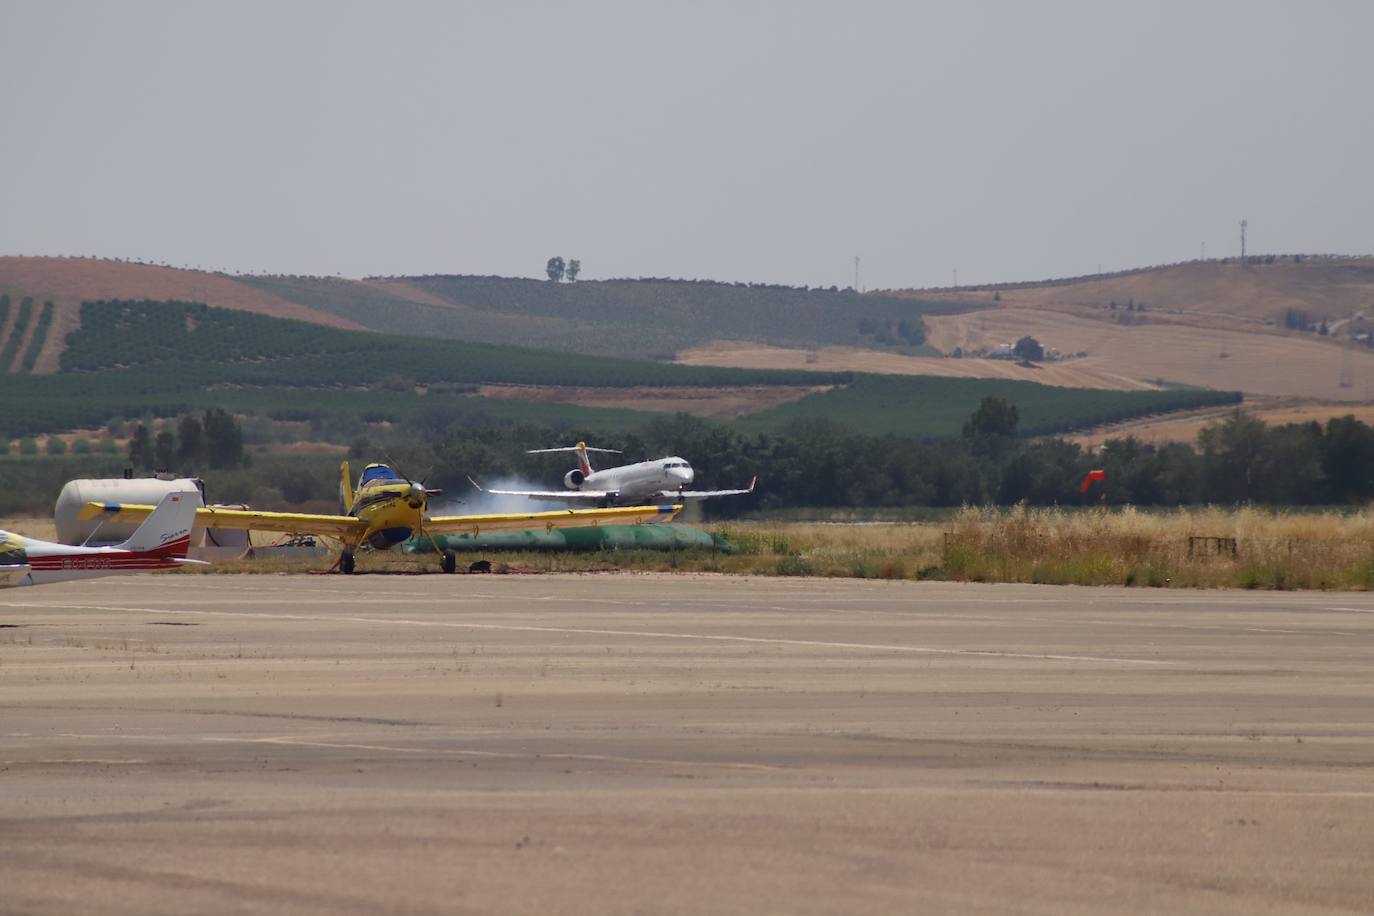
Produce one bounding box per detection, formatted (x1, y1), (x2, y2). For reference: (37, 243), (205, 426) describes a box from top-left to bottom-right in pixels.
(425, 503), (682, 536)
(81, 502), (366, 540)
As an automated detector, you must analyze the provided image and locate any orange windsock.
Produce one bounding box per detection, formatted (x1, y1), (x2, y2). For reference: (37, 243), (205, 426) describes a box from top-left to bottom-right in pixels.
(1079, 469), (1106, 493)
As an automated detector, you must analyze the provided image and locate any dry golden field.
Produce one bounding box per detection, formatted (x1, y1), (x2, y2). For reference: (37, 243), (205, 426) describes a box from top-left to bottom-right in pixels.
(895, 257), (1374, 324)
(675, 341), (1158, 390)
(704, 511), (1374, 590)
(935, 506), (1374, 589)
(924, 307), (1374, 399)
(1067, 399), (1374, 447)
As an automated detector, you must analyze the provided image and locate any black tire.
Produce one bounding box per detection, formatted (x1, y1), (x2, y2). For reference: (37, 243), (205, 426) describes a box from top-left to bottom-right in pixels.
(441, 550), (457, 574)
(340, 551), (356, 575)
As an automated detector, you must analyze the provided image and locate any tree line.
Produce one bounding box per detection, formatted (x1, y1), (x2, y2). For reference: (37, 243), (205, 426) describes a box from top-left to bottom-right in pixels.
(126, 408), (246, 472)
(4, 399), (1371, 516)
(389, 398), (1374, 516)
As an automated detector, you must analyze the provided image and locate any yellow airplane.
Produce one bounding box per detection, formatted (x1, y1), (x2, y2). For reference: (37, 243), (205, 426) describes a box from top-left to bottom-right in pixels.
(81, 461), (682, 574)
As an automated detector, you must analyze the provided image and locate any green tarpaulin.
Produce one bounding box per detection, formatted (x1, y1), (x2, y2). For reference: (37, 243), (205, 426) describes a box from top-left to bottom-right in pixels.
(404, 525), (732, 554)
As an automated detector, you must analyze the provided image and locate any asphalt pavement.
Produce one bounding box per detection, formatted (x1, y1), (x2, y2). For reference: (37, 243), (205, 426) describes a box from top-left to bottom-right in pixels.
(1, 573), (1371, 914)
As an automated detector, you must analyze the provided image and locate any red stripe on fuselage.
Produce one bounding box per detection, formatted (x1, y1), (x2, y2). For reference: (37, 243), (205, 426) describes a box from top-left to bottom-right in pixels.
(29, 553), (182, 571)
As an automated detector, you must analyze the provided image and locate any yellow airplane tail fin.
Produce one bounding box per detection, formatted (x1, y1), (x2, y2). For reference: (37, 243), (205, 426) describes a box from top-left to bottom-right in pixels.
(339, 461), (355, 514)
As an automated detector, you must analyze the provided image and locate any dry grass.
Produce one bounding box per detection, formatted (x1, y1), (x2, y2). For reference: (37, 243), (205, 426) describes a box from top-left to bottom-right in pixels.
(938, 506), (1374, 590)
(7, 512), (1372, 590)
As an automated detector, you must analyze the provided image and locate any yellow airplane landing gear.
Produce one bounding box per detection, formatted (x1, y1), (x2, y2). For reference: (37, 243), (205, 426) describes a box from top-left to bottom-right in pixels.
(340, 551), (356, 575)
(441, 550), (457, 574)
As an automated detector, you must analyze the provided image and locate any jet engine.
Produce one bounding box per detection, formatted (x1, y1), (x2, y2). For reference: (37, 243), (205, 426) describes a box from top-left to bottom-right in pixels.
(564, 469), (585, 489)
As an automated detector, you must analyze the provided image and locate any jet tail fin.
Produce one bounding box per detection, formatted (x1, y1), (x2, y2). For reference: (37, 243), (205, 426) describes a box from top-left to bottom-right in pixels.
(575, 441), (592, 476)
(116, 491), (199, 557)
(526, 442), (621, 477)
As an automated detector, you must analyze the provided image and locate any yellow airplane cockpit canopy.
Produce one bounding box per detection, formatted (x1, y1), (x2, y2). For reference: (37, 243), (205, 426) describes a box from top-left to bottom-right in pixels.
(359, 464), (402, 486)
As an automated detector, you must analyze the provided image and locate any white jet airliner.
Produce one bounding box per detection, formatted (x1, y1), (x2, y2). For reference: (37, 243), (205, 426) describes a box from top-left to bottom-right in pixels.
(0, 491), (204, 588)
(469, 442), (755, 508)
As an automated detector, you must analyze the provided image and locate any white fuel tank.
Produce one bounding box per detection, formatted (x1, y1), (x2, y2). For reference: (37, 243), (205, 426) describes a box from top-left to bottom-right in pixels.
(53, 477), (250, 560)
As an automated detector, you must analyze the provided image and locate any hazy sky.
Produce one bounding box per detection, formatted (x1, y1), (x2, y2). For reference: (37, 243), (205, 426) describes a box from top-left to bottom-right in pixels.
(2, 1), (1370, 289)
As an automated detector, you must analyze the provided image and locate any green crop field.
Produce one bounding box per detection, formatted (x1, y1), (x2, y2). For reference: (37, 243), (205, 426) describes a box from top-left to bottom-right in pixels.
(741, 374), (1242, 439)
(0, 298), (1240, 443)
(60, 300), (847, 389)
(242, 274), (975, 358)
(19, 301), (54, 372)
(0, 296), (34, 371)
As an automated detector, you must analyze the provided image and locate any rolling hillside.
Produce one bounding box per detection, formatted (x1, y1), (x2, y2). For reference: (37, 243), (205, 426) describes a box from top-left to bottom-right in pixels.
(0, 256), (366, 374)
(241, 273), (974, 358)
(8, 256), (1373, 406)
(0, 299), (1235, 442)
(922, 307), (1374, 401)
(888, 255), (1374, 326)
(855, 256), (1374, 404)
(0, 256), (978, 369)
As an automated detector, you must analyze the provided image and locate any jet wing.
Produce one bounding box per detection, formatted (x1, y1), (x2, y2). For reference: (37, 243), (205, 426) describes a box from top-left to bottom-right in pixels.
(81, 502), (366, 540)
(426, 504), (680, 535)
(656, 477), (757, 500)
(468, 476), (617, 504)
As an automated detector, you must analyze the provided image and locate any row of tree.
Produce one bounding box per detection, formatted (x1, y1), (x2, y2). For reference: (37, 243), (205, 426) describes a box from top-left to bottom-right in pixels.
(16, 399), (1369, 515)
(127, 409), (246, 472)
(372, 399), (1374, 516)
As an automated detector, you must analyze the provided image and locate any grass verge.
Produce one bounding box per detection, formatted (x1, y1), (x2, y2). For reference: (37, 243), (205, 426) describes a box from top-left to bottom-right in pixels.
(7, 508), (1372, 589)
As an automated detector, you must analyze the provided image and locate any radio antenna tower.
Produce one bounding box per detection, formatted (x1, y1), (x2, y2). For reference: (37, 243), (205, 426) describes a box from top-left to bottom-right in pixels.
(1240, 220), (1248, 259)
(854, 255), (860, 292)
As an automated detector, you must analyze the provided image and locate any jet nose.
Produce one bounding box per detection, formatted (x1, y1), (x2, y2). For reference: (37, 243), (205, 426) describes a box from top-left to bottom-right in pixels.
(674, 466), (695, 484)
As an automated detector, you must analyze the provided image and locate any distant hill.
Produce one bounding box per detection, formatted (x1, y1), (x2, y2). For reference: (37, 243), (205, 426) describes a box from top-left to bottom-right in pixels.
(0, 256), (979, 370)
(888, 255), (1374, 327)
(867, 256), (1374, 402)
(241, 273), (974, 358)
(0, 299), (1234, 442)
(0, 256), (365, 375)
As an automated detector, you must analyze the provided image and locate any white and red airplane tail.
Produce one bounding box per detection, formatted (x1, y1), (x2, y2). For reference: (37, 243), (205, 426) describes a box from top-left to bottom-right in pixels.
(526, 441), (623, 478)
(114, 490), (199, 559)
(7, 491), (204, 588)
